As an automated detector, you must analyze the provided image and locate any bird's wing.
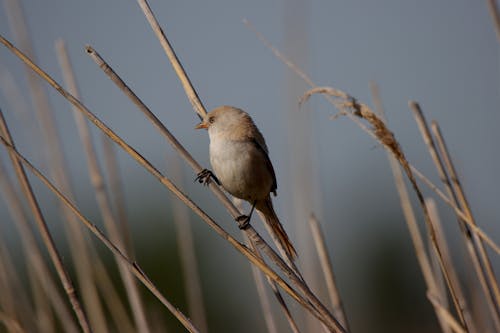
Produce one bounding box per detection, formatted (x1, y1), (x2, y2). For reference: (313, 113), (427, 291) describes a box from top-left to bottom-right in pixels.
(251, 138), (277, 195)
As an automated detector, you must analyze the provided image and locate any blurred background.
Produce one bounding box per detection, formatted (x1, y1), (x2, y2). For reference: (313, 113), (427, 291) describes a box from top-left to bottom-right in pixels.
(0, 1), (499, 332)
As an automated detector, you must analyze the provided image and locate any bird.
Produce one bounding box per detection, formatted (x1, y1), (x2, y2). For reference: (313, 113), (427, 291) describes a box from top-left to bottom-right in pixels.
(195, 105), (297, 259)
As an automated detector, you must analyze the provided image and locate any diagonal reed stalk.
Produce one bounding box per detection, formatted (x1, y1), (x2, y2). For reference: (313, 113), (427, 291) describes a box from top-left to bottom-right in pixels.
(55, 39), (151, 333)
(233, 197), (301, 333)
(308, 214), (349, 331)
(0, 34), (344, 332)
(0, 232), (34, 333)
(92, 259), (136, 333)
(426, 198), (454, 333)
(170, 154), (209, 333)
(411, 102), (499, 331)
(427, 292), (467, 333)
(369, 83), (455, 333)
(0, 110), (92, 333)
(2, 2), (108, 331)
(432, 121), (500, 326)
(82, 44), (340, 331)
(243, 19), (500, 258)
(134, 0), (300, 273)
(245, 20), (500, 330)
(0, 133), (201, 333)
(0, 158), (79, 333)
(299, 87), (470, 330)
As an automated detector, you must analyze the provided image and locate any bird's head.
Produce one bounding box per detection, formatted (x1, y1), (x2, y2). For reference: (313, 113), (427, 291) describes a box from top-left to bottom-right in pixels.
(195, 106), (254, 139)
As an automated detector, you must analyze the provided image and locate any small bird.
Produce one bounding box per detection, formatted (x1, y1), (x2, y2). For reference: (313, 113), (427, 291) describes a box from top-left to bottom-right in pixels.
(195, 105), (297, 259)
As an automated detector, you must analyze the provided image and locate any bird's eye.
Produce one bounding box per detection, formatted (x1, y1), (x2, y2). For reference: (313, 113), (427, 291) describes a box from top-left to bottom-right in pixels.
(208, 117), (215, 124)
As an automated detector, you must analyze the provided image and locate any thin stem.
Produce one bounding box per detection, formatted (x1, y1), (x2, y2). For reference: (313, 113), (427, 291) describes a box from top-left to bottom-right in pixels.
(410, 102), (477, 331)
(234, 197), (300, 333)
(0, 136), (200, 333)
(0, 110), (92, 333)
(370, 83), (453, 333)
(426, 198), (453, 333)
(432, 121), (500, 326)
(171, 154), (209, 332)
(427, 293), (467, 333)
(3, 3), (105, 331)
(83, 45), (341, 331)
(0, 158), (79, 333)
(136, 0), (206, 118)
(0, 33), (343, 333)
(56, 39), (150, 333)
(307, 214), (349, 330)
(245, 20), (500, 258)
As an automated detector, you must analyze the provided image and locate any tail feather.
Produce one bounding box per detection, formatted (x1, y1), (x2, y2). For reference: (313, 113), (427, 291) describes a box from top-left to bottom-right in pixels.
(256, 197), (297, 260)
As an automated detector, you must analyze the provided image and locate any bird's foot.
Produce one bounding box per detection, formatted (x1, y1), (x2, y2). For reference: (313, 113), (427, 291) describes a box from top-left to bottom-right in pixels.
(195, 168), (221, 186)
(236, 215), (251, 230)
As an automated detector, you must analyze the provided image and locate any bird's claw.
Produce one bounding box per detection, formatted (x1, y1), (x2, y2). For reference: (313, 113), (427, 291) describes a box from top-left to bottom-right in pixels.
(195, 168), (221, 186)
(236, 215), (251, 230)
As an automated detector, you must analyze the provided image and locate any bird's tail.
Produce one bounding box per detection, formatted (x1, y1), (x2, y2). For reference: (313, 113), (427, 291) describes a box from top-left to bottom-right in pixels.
(256, 196), (297, 260)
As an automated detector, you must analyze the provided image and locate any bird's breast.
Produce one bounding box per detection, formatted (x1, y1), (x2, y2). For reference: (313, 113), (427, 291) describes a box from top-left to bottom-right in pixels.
(209, 138), (273, 201)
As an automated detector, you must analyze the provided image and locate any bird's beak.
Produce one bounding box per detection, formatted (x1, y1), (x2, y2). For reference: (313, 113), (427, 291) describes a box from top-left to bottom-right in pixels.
(195, 121), (209, 130)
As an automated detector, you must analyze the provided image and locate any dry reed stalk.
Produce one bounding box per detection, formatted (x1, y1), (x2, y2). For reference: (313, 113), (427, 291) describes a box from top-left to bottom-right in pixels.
(427, 293), (467, 333)
(0, 110), (92, 333)
(101, 135), (133, 252)
(0, 63), (40, 150)
(385, 151), (454, 332)
(133, 0), (303, 272)
(243, 233), (280, 333)
(233, 197), (301, 333)
(82, 45), (340, 331)
(432, 121), (500, 324)
(170, 154), (209, 332)
(244, 20), (500, 258)
(247, 236), (302, 333)
(426, 198), (454, 333)
(409, 166), (500, 255)
(487, 0), (500, 43)
(299, 86), (470, 329)
(93, 259), (136, 333)
(55, 39), (151, 333)
(308, 214), (349, 330)
(410, 102), (500, 331)
(132, 4), (344, 330)
(409, 102), (478, 331)
(411, 102), (499, 331)
(0, 311), (24, 333)
(135, 0), (205, 118)
(2, 37), (342, 333)
(0, 158), (79, 333)
(370, 83), (453, 333)
(3, 3), (106, 331)
(281, 7), (324, 332)
(0, 239), (32, 333)
(0, 135), (201, 333)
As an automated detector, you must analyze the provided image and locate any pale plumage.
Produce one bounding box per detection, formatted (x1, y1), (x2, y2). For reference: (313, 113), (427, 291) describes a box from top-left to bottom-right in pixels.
(196, 106), (296, 259)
